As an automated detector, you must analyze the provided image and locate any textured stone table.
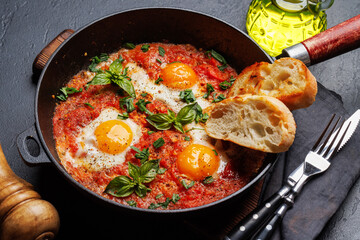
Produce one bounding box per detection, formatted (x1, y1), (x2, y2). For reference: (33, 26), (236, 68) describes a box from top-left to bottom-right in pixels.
(1, 0), (359, 239)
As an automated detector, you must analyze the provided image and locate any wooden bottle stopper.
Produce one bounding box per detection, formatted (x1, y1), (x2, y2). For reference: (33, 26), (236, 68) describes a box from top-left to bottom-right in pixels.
(0, 144), (60, 240)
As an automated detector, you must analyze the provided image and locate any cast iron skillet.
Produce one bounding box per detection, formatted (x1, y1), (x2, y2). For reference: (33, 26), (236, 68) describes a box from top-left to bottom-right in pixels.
(16, 8), (360, 215)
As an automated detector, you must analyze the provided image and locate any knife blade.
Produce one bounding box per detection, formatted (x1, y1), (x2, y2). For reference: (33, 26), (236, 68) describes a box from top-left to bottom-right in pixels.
(287, 110), (360, 186)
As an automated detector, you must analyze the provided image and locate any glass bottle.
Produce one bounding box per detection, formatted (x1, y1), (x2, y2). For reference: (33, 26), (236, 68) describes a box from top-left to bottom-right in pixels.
(246, 0), (334, 57)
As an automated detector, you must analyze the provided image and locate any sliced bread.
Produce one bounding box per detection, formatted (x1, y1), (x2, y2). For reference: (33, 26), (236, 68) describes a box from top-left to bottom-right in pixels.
(227, 57), (317, 110)
(204, 94), (296, 153)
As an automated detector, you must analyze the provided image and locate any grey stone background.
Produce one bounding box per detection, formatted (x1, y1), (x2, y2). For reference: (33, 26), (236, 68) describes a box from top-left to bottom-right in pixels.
(0, 0), (359, 239)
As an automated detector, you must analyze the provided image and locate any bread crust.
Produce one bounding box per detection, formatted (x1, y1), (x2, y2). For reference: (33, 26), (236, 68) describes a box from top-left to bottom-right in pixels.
(204, 95), (296, 153)
(228, 58), (317, 110)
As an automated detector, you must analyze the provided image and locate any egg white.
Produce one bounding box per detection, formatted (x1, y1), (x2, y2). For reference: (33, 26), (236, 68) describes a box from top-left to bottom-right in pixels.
(68, 108), (142, 171)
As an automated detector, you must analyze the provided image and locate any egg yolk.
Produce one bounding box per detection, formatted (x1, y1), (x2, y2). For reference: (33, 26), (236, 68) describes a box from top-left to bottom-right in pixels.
(177, 144), (220, 181)
(160, 62), (198, 90)
(94, 120), (133, 154)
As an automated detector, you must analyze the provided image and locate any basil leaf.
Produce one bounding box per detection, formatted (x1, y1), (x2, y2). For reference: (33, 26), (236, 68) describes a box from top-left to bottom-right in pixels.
(89, 53), (109, 73)
(181, 179), (195, 189)
(184, 136), (190, 141)
(139, 160), (159, 183)
(171, 194), (180, 204)
(219, 80), (232, 90)
(141, 44), (150, 52)
(128, 162), (141, 183)
(179, 89), (196, 103)
(203, 83), (215, 99)
(120, 96), (135, 113)
(203, 176), (214, 184)
(126, 200), (137, 207)
(117, 112), (129, 120)
(109, 59), (124, 76)
(208, 49), (227, 64)
(212, 93), (226, 103)
(153, 138), (165, 149)
(157, 168), (167, 174)
(136, 99), (152, 115)
(173, 121), (184, 133)
(155, 77), (163, 84)
(84, 102), (94, 109)
(123, 42), (136, 49)
(135, 183), (150, 198)
(158, 46), (165, 57)
(146, 111), (175, 131)
(176, 103), (197, 125)
(57, 87), (82, 101)
(87, 72), (112, 86)
(104, 176), (136, 197)
(130, 146), (149, 164)
(112, 75), (136, 98)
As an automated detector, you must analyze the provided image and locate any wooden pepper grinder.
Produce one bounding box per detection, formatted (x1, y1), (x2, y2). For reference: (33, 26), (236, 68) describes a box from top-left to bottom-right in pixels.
(0, 144), (60, 240)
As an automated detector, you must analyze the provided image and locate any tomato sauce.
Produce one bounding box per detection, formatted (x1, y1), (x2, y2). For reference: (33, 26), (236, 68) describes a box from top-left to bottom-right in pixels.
(53, 43), (265, 210)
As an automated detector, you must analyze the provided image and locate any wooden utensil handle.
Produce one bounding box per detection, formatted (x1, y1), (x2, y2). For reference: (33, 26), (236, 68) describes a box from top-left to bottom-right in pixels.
(302, 14), (360, 64)
(33, 29), (74, 72)
(0, 144), (60, 240)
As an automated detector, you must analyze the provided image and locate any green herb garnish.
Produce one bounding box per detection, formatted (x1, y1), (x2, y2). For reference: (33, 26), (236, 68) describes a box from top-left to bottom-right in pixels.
(141, 44), (150, 52)
(184, 136), (190, 141)
(56, 87), (82, 101)
(123, 42), (136, 49)
(130, 146), (150, 164)
(136, 99), (152, 115)
(84, 102), (94, 109)
(206, 49), (227, 72)
(88, 53), (109, 73)
(87, 58), (136, 98)
(219, 80), (232, 90)
(146, 103), (206, 133)
(203, 176), (214, 184)
(158, 46), (165, 57)
(105, 160), (159, 198)
(148, 194), (180, 209)
(153, 137), (165, 149)
(181, 179), (195, 189)
(141, 93), (148, 97)
(212, 93), (226, 103)
(120, 96), (135, 113)
(126, 200), (137, 207)
(117, 112), (129, 120)
(155, 77), (163, 84)
(179, 89), (196, 103)
(203, 83), (215, 99)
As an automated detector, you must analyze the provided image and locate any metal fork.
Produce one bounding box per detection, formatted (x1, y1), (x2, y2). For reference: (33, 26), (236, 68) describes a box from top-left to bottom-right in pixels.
(225, 114), (352, 240)
(250, 115), (351, 240)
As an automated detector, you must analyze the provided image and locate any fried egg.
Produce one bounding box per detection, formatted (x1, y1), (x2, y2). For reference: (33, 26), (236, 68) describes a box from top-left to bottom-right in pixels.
(126, 62), (211, 113)
(71, 108), (142, 171)
(125, 61), (229, 181)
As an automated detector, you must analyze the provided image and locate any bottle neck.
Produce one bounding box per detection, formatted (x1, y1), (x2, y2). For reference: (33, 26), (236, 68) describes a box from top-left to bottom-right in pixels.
(273, 0), (308, 12)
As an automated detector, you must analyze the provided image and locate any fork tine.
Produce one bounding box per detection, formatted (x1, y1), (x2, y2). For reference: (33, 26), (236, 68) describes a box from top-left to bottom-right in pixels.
(326, 121), (352, 159)
(316, 116), (341, 153)
(312, 114), (337, 151)
(322, 119), (345, 157)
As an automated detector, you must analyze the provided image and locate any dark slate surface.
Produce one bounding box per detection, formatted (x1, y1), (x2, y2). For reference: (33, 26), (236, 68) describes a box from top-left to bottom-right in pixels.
(0, 0), (359, 239)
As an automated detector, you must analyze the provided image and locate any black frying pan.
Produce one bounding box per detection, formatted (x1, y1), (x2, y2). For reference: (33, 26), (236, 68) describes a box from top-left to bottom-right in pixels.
(16, 8), (360, 215)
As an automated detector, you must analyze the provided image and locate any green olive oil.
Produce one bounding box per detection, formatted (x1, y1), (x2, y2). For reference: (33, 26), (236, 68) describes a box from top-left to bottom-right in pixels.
(246, 0), (328, 56)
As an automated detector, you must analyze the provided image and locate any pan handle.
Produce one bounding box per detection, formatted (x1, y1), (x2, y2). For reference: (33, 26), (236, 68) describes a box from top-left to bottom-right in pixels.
(278, 14), (360, 66)
(16, 125), (52, 165)
(33, 29), (74, 73)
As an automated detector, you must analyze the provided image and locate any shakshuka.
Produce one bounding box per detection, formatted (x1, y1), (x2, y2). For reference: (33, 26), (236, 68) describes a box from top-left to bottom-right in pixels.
(52, 43), (266, 209)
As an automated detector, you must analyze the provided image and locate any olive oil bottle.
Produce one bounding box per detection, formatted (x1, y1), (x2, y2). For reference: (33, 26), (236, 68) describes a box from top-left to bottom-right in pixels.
(246, 0), (334, 56)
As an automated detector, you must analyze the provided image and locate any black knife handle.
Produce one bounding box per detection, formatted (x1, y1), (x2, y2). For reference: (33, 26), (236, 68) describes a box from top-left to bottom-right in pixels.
(224, 190), (287, 240)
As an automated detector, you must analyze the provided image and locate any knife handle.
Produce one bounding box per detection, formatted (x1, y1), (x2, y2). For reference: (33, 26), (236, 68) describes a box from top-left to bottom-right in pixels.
(224, 186), (290, 240)
(252, 193), (295, 240)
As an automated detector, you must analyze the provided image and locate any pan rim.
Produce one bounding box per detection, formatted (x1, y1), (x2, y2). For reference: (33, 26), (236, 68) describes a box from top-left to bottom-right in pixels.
(34, 7), (275, 214)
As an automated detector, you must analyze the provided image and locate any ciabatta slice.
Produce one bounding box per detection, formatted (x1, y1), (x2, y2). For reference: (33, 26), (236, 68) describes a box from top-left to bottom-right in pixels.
(204, 94), (296, 153)
(228, 58), (317, 110)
